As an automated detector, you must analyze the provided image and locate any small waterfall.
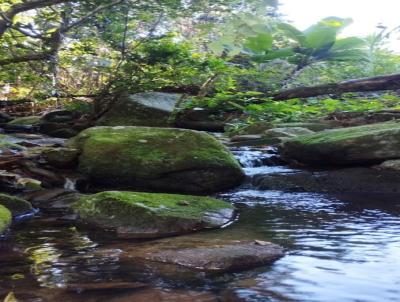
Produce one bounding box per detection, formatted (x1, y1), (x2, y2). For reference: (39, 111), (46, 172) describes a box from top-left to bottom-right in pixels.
(64, 177), (77, 191)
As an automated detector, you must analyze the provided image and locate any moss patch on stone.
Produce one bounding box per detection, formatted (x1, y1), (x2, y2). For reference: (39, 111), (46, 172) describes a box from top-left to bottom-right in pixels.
(281, 121), (400, 165)
(0, 205), (12, 234)
(69, 126), (244, 192)
(0, 193), (33, 216)
(8, 116), (42, 126)
(74, 191), (235, 238)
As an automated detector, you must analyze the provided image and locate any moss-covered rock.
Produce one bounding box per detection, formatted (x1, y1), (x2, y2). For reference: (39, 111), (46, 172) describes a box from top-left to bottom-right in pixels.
(0, 205), (12, 235)
(281, 121), (400, 165)
(0, 193), (33, 216)
(232, 121), (338, 137)
(96, 92), (182, 127)
(262, 127), (315, 145)
(69, 126), (244, 193)
(74, 191), (235, 238)
(7, 116), (42, 126)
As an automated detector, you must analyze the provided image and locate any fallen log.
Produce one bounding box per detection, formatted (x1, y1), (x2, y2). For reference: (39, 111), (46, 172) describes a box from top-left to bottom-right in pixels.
(273, 73), (400, 100)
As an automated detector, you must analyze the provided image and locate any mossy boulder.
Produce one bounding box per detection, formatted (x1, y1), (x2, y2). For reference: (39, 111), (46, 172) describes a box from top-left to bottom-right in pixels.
(73, 191), (235, 238)
(281, 121), (400, 165)
(0, 193), (33, 216)
(96, 92), (182, 127)
(69, 126), (244, 193)
(262, 127), (315, 145)
(8, 116), (42, 126)
(0, 205), (12, 235)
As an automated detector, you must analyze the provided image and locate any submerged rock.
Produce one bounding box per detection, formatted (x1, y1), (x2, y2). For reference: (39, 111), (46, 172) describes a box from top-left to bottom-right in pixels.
(116, 236), (284, 273)
(0, 193), (33, 217)
(73, 191), (235, 238)
(96, 92), (182, 127)
(69, 126), (244, 193)
(252, 167), (400, 194)
(0, 205), (11, 235)
(281, 121), (400, 165)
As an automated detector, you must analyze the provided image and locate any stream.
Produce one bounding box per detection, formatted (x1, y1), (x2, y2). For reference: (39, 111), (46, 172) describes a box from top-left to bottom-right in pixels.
(1, 142), (400, 302)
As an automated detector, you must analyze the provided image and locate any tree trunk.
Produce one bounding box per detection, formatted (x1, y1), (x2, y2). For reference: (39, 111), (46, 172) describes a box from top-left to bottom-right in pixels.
(273, 73), (400, 100)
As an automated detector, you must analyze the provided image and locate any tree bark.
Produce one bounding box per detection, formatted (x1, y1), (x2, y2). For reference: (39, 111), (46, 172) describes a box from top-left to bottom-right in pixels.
(273, 73), (400, 100)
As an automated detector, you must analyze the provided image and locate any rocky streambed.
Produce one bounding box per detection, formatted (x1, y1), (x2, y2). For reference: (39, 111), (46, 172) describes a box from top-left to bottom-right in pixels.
(1, 116), (400, 301)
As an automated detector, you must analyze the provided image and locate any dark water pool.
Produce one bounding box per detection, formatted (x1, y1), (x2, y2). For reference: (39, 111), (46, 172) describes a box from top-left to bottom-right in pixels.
(1, 146), (399, 301)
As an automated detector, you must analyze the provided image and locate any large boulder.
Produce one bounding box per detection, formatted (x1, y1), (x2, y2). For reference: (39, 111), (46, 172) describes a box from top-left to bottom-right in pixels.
(281, 121), (400, 165)
(0, 205), (11, 235)
(96, 92), (182, 127)
(0, 193), (33, 217)
(69, 126), (244, 193)
(73, 191), (235, 238)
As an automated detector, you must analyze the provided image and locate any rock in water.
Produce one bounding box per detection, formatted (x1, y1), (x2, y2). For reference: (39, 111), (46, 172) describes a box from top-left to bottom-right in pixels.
(96, 92), (182, 127)
(73, 191), (235, 238)
(0, 205), (11, 235)
(69, 126), (244, 193)
(105, 236), (284, 273)
(0, 193), (33, 217)
(281, 121), (400, 165)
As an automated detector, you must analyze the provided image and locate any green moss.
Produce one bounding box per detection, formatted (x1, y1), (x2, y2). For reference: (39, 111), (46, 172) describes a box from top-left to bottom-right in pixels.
(73, 191), (234, 237)
(0, 205), (12, 234)
(68, 126), (243, 192)
(8, 116), (42, 126)
(0, 194), (33, 216)
(295, 121), (400, 145)
(0, 141), (25, 151)
(282, 121), (400, 165)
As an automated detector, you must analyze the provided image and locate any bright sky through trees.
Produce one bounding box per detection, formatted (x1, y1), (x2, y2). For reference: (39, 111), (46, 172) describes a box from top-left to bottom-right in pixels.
(280, 0), (400, 51)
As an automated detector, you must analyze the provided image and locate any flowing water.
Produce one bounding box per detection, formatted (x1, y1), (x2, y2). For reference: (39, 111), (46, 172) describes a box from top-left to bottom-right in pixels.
(1, 145), (400, 301)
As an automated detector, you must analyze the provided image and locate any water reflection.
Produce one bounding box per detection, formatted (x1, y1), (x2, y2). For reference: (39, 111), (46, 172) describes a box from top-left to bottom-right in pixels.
(0, 146), (399, 301)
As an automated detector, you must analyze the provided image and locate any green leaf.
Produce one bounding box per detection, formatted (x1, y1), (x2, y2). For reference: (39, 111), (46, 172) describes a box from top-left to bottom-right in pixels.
(277, 23), (306, 44)
(251, 48), (295, 62)
(244, 33), (273, 53)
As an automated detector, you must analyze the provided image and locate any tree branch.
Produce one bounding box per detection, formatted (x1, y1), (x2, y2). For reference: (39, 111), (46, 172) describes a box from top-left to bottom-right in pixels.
(272, 73), (400, 100)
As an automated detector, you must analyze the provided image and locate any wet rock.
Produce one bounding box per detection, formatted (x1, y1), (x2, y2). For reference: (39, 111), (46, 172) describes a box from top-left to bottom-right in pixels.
(233, 121), (338, 136)
(96, 92), (182, 127)
(69, 127), (244, 193)
(105, 288), (219, 302)
(0, 205), (11, 235)
(73, 191), (235, 238)
(39, 122), (78, 138)
(118, 236), (284, 272)
(262, 127), (315, 145)
(281, 121), (400, 165)
(42, 110), (80, 123)
(7, 116), (42, 126)
(65, 281), (148, 292)
(377, 159), (400, 171)
(24, 189), (81, 212)
(42, 147), (79, 168)
(175, 108), (231, 132)
(252, 167), (400, 194)
(0, 193), (33, 217)
(0, 112), (12, 123)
